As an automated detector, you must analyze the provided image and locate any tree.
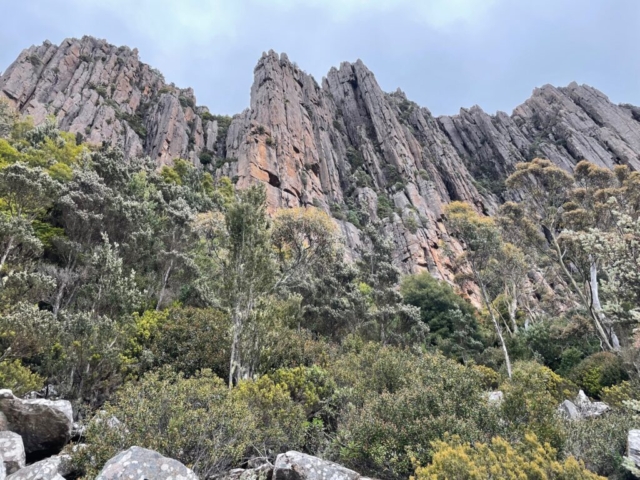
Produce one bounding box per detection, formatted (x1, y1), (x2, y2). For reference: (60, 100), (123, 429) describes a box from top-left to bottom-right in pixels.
(505, 159), (618, 351)
(355, 225), (424, 346)
(401, 272), (483, 362)
(215, 187), (337, 386)
(445, 202), (512, 377)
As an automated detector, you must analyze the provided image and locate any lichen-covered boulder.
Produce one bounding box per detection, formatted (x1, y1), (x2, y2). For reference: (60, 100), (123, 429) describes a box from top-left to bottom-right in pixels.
(0, 390), (72, 458)
(6, 456), (65, 480)
(0, 432), (25, 474)
(96, 446), (198, 480)
(274, 451), (361, 480)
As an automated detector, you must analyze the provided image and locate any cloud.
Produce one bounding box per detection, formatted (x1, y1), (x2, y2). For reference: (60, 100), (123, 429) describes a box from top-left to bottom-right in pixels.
(1, 0), (639, 116)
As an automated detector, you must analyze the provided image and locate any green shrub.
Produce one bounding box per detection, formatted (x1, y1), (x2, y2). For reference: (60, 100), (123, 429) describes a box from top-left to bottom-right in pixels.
(0, 359), (44, 396)
(563, 410), (638, 477)
(144, 307), (231, 380)
(500, 361), (575, 450)
(569, 352), (628, 399)
(332, 349), (497, 479)
(401, 272), (483, 362)
(199, 150), (213, 165)
(233, 374), (308, 455)
(72, 369), (255, 479)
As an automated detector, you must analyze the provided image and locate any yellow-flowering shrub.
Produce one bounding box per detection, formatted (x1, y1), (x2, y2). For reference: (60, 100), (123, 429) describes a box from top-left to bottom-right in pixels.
(413, 433), (604, 480)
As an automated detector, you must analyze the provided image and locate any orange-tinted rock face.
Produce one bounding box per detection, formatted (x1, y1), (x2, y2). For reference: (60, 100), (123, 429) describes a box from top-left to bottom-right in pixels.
(4, 39), (640, 279)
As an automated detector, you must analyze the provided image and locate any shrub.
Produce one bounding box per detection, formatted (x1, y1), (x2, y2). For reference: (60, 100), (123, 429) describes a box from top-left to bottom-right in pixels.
(563, 411), (638, 477)
(401, 272), (483, 362)
(199, 150), (213, 165)
(0, 359), (44, 396)
(72, 369), (255, 479)
(143, 307), (231, 380)
(500, 361), (576, 450)
(332, 349), (498, 479)
(569, 352), (628, 399)
(414, 433), (604, 480)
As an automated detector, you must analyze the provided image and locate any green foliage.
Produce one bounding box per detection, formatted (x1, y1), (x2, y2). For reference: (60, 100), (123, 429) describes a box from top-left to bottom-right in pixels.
(500, 361), (575, 449)
(569, 352), (628, 399)
(0, 359), (44, 396)
(401, 272), (483, 361)
(333, 349), (498, 479)
(563, 410), (638, 477)
(376, 193), (395, 218)
(139, 307), (231, 379)
(414, 433), (604, 480)
(73, 369), (255, 479)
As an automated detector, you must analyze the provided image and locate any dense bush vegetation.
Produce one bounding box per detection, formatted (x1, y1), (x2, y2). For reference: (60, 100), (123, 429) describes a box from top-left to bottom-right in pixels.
(0, 100), (639, 479)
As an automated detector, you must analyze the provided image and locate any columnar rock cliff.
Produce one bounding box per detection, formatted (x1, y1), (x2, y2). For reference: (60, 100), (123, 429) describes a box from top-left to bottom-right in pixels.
(3, 37), (640, 276)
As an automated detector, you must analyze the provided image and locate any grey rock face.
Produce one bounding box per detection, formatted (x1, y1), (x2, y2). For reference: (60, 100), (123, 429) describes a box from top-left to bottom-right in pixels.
(0, 390), (72, 458)
(4, 39), (640, 274)
(487, 391), (504, 405)
(0, 36), (212, 166)
(0, 432), (25, 474)
(558, 390), (610, 420)
(6, 456), (65, 480)
(96, 446), (198, 480)
(558, 400), (580, 420)
(629, 430), (640, 468)
(274, 451), (361, 480)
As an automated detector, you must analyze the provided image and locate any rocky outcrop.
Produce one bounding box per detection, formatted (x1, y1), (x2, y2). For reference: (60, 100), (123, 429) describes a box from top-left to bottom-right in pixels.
(0, 390), (72, 459)
(628, 430), (640, 471)
(3, 38), (640, 273)
(0, 432), (25, 474)
(96, 446), (198, 480)
(6, 456), (65, 480)
(274, 451), (362, 480)
(0, 36), (219, 166)
(558, 390), (610, 420)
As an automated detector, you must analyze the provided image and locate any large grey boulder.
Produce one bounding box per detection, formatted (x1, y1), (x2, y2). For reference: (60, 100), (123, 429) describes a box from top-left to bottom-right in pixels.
(558, 400), (580, 420)
(0, 432), (25, 474)
(96, 446), (198, 480)
(6, 456), (65, 480)
(274, 451), (361, 480)
(574, 390), (610, 418)
(0, 390), (72, 458)
(628, 430), (640, 468)
(558, 390), (610, 420)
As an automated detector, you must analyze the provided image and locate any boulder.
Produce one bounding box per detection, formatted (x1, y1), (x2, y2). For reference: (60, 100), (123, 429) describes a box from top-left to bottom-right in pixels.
(225, 465), (273, 480)
(0, 432), (25, 474)
(0, 390), (72, 458)
(558, 400), (580, 420)
(629, 430), (640, 468)
(274, 451), (361, 480)
(6, 456), (65, 480)
(574, 390), (610, 418)
(96, 446), (198, 480)
(487, 391), (503, 404)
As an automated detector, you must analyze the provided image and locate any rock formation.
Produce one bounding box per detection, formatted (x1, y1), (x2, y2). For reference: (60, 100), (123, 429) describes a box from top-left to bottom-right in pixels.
(3, 37), (640, 274)
(96, 446), (198, 480)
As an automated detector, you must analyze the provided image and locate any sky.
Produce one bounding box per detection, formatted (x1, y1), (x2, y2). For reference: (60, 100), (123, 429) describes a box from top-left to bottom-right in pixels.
(1, 0), (639, 116)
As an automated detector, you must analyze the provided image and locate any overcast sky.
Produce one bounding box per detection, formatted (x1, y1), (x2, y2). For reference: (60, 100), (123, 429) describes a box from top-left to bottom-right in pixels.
(1, 0), (638, 116)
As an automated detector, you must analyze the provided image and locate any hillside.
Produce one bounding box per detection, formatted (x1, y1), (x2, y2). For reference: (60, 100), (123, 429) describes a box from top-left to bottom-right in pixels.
(0, 36), (640, 480)
(3, 37), (640, 276)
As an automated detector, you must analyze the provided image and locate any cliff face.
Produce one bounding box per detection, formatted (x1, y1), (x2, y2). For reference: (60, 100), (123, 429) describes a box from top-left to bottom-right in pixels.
(3, 38), (640, 277)
(0, 36), (219, 165)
